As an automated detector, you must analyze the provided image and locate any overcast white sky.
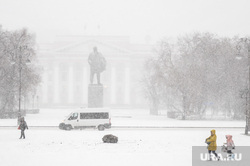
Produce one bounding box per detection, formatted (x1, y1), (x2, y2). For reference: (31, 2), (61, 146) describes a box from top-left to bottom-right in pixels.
(0, 0), (250, 44)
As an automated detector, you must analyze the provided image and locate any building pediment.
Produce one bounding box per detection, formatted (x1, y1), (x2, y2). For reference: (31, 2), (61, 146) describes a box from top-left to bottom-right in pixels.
(54, 39), (131, 55)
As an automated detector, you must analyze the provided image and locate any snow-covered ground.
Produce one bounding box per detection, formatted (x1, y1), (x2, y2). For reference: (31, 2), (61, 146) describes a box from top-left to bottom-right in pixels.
(1, 128), (249, 166)
(0, 108), (249, 166)
(0, 108), (245, 127)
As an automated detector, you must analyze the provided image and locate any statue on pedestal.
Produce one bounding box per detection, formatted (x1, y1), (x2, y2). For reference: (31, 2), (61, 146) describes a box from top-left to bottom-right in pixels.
(88, 47), (106, 85)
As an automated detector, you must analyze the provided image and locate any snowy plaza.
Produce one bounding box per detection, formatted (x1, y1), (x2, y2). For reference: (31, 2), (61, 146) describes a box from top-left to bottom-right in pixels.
(1, 1), (250, 166)
(0, 109), (249, 166)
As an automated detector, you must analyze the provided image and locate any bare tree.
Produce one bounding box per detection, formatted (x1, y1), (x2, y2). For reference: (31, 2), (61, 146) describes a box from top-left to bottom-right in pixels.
(0, 27), (41, 118)
(143, 33), (246, 119)
(142, 40), (175, 115)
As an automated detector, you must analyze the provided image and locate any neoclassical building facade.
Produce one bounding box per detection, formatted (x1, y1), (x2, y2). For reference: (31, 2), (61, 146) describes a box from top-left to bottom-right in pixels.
(37, 36), (154, 108)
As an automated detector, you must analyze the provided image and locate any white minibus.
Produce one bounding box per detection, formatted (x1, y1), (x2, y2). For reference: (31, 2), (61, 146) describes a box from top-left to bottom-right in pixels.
(59, 108), (111, 131)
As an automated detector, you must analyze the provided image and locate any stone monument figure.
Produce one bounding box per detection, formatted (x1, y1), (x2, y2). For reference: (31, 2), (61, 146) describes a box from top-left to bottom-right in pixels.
(87, 46), (106, 107)
(88, 46), (106, 84)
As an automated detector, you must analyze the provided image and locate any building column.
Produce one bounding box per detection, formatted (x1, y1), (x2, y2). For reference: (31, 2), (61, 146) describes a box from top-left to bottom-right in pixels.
(53, 65), (59, 103)
(83, 67), (88, 105)
(124, 67), (131, 104)
(68, 65), (74, 104)
(111, 67), (117, 104)
(42, 69), (48, 104)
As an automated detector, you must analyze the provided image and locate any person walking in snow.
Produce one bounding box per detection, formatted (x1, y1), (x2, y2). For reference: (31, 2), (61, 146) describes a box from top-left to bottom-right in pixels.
(205, 129), (220, 161)
(18, 117), (28, 139)
(224, 135), (235, 159)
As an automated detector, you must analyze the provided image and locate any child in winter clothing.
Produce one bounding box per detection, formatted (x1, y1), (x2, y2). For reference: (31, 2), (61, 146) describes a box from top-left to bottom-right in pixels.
(205, 129), (220, 161)
(224, 135), (235, 158)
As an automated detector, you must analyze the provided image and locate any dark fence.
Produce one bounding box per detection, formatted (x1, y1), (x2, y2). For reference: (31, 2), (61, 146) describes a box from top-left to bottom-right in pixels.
(167, 111), (182, 119)
(0, 109), (39, 119)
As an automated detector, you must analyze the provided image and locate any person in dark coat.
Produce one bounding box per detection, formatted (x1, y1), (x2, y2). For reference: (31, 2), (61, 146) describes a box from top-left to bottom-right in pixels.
(19, 117), (28, 139)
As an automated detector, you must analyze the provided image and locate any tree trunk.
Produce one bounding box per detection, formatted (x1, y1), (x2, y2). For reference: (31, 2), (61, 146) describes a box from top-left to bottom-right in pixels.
(150, 98), (159, 115)
(182, 95), (188, 120)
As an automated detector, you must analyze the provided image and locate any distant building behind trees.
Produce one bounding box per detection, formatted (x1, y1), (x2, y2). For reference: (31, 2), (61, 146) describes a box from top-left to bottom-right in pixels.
(37, 35), (154, 108)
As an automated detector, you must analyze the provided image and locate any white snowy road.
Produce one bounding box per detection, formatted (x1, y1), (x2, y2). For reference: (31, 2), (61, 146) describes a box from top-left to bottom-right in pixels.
(0, 127), (249, 166)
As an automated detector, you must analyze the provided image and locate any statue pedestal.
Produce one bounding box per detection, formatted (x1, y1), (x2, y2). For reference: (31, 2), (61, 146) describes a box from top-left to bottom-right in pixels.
(88, 84), (103, 108)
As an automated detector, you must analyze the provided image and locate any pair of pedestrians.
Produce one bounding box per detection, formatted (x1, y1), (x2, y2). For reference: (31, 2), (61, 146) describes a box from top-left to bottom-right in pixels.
(205, 129), (235, 161)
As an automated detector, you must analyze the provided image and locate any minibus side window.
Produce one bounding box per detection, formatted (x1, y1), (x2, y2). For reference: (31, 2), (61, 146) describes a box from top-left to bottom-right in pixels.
(80, 112), (109, 119)
(68, 113), (78, 120)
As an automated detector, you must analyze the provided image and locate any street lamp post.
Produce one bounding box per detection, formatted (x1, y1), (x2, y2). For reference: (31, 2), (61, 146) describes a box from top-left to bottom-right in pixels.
(18, 49), (22, 125)
(247, 41), (250, 135)
(12, 46), (30, 125)
(237, 38), (250, 135)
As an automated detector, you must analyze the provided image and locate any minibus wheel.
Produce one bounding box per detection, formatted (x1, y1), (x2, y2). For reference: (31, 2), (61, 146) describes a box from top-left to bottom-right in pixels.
(59, 123), (65, 130)
(65, 125), (72, 130)
(98, 125), (105, 131)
